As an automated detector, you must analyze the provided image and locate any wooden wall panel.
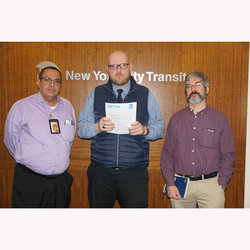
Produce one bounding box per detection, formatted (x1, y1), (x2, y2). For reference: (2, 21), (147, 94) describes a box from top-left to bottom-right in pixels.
(0, 42), (248, 208)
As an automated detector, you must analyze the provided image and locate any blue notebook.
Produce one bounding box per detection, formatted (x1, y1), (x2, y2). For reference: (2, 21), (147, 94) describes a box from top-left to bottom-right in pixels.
(163, 176), (189, 198)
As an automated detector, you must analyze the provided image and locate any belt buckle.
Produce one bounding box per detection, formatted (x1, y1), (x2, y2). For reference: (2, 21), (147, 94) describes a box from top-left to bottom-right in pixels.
(113, 167), (120, 171)
(189, 174), (199, 178)
(189, 174), (202, 181)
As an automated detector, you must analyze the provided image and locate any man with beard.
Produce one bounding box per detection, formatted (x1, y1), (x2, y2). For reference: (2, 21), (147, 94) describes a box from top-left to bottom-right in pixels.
(78, 50), (164, 208)
(160, 72), (236, 208)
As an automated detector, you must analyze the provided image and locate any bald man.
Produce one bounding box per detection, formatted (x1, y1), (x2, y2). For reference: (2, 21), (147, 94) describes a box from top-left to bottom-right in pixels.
(78, 51), (164, 208)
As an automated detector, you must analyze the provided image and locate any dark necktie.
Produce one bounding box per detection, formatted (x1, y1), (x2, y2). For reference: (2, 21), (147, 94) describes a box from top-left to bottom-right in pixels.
(117, 89), (123, 103)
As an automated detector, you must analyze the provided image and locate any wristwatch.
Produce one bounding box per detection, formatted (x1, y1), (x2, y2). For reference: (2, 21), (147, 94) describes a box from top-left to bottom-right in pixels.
(145, 127), (149, 136)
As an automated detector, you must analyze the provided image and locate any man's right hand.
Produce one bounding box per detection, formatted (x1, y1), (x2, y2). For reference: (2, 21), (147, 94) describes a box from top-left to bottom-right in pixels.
(167, 186), (182, 200)
(96, 117), (115, 132)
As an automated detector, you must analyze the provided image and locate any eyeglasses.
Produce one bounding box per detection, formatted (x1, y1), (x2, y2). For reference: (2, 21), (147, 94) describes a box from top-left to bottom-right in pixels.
(108, 63), (129, 71)
(185, 82), (203, 90)
(40, 77), (62, 85)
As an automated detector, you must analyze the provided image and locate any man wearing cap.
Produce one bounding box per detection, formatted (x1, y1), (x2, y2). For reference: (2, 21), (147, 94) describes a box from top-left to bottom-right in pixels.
(4, 66), (76, 208)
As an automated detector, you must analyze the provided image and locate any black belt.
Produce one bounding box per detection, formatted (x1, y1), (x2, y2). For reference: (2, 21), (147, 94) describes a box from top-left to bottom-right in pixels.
(111, 167), (134, 171)
(92, 161), (134, 171)
(16, 163), (63, 179)
(177, 171), (218, 181)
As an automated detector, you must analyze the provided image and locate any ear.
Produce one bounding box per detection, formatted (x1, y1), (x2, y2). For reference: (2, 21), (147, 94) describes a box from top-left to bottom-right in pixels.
(206, 86), (209, 94)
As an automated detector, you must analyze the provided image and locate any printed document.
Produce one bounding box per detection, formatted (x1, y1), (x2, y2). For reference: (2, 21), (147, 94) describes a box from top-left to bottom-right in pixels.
(105, 102), (137, 134)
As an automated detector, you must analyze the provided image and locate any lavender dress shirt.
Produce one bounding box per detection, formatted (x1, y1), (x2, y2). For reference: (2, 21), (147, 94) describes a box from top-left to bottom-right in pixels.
(161, 105), (236, 187)
(4, 92), (76, 175)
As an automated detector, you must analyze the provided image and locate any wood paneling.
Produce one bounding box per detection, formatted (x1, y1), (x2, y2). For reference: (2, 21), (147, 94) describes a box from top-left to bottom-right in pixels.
(0, 42), (248, 208)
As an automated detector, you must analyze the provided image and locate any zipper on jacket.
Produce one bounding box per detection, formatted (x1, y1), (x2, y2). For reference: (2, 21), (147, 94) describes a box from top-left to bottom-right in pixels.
(105, 80), (137, 167)
(116, 134), (119, 166)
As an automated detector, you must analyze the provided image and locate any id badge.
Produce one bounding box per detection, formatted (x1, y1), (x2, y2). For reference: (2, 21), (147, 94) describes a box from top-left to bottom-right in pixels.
(49, 119), (61, 134)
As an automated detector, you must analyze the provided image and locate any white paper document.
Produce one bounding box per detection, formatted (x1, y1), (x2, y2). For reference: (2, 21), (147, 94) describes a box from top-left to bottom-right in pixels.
(105, 102), (137, 134)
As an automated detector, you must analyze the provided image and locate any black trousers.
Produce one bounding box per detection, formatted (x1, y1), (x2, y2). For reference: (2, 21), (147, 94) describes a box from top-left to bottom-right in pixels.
(12, 163), (73, 208)
(87, 163), (149, 208)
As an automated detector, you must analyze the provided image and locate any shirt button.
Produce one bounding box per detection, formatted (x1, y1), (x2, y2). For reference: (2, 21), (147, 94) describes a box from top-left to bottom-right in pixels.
(192, 162), (195, 165)
(193, 138), (196, 141)
(192, 150), (195, 152)
(194, 116), (197, 119)
(193, 127), (196, 130)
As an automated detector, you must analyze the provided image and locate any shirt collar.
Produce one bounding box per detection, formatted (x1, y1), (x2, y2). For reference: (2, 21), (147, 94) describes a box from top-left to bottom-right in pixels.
(36, 91), (62, 107)
(111, 80), (131, 97)
(188, 103), (209, 114)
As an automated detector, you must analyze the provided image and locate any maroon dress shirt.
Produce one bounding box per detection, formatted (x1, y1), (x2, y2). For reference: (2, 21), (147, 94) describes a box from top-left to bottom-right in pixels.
(161, 105), (236, 187)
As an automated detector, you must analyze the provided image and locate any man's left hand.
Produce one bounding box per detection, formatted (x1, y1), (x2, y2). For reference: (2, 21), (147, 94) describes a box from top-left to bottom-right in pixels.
(129, 121), (147, 136)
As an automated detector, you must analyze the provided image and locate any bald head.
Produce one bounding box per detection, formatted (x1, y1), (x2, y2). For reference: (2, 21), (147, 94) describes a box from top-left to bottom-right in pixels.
(106, 50), (132, 87)
(107, 50), (130, 66)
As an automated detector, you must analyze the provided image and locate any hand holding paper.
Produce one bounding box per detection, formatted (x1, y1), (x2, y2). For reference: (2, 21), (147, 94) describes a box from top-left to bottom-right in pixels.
(129, 121), (147, 136)
(105, 102), (137, 134)
(96, 117), (115, 132)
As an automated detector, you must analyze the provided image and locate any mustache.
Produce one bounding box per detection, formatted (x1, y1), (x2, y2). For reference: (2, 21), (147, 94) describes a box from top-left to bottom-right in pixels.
(187, 91), (203, 100)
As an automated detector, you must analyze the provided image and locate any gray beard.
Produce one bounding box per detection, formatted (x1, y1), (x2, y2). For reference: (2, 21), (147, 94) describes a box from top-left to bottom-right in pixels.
(187, 92), (206, 104)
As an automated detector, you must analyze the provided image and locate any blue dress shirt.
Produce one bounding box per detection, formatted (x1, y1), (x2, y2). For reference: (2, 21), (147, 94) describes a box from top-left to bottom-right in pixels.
(78, 81), (164, 140)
